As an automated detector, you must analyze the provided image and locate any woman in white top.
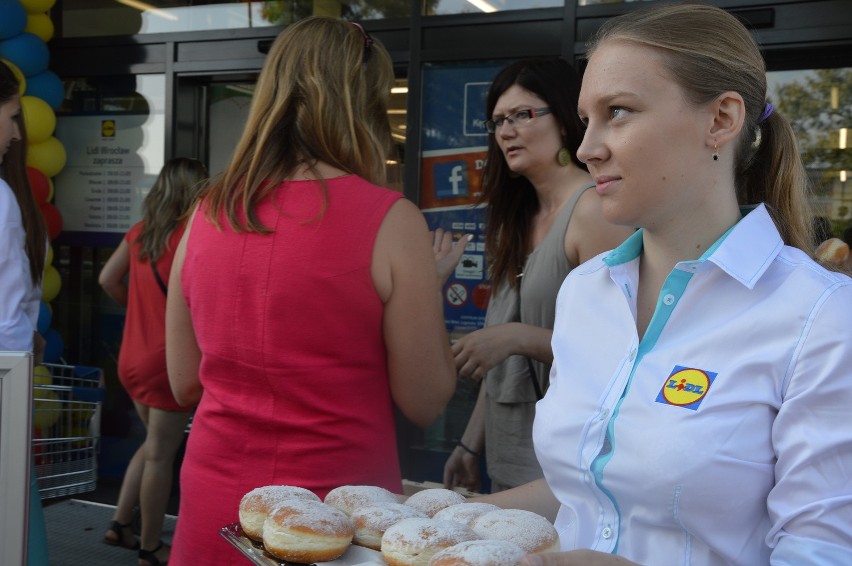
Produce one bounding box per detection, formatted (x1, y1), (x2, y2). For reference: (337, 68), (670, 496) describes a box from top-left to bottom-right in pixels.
(475, 4), (852, 566)
(0, 60), (49, 566)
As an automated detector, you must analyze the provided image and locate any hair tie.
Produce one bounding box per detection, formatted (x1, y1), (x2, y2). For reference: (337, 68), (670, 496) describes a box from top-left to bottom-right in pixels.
(758, 102), (774, 123)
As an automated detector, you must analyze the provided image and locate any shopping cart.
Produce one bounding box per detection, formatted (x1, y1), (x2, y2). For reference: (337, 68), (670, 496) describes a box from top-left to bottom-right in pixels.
(32, 363), (105, 500)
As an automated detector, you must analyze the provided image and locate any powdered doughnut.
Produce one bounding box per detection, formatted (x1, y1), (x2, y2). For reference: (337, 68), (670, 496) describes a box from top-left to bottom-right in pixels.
(816, 237), (850, 265)
(262, 499), (355, 563)
(432, 502), (500, 527)
(351, 502), (428, 550)
(381, 517), (480, 566)
(470, 509), (559, 554)
(324, 485), (400, 516)
(238, 485), (321, 541)
(429, 539), (527, 566)
(404, 488), (468, 517)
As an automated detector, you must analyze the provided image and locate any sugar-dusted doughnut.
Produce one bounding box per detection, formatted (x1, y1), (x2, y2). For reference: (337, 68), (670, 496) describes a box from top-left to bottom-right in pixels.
(351, 502), (428, 550)
(429, 539), (527, 566)
(381, 517), (480, 566)
(432, 502), (500, 528)
(404, 488), (468, 517)
(816, 237), (850, 266)
(470, 509), (559, 554)
(238, 485), (320, 541)
(324, 485), (400, 516)
(262, 499), (355, 563)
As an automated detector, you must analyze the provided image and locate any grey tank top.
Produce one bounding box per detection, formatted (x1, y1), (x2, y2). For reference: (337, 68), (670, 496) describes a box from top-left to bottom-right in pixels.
(484, 183), (594, 403)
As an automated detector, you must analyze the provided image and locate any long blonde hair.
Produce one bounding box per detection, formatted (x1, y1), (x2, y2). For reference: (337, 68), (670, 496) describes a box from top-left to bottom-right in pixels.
(205, 17), (395, 232)
(588, 3), (814, 254)
(136, 157), (208, 261)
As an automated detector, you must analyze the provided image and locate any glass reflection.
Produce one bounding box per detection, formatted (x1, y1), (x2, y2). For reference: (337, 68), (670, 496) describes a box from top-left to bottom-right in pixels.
(62, 0), (413, 37)
(770, 68), (852, 235)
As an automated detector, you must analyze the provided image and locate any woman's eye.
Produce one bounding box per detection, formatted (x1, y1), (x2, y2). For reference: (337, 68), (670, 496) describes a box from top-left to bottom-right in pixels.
(515, 109), (532, 120)
(610, 107), (628, 120)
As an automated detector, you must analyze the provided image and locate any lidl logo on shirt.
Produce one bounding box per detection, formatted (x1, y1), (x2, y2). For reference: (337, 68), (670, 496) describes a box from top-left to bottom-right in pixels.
(655, 365), (717, 411)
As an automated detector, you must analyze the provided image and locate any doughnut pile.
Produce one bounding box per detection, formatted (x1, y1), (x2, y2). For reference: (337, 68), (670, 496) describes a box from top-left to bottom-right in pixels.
(404, 488), (468, 517)
(471, 509), (559, 554)
(238, 485), (321, 541)
(263, 499), (355, 563)
(235, 484), (560, 565)
(351, 502), (428, 550)
(325, 484), (400, 516)
(428, 539), (527, 566)
(381, 517), (479, 566)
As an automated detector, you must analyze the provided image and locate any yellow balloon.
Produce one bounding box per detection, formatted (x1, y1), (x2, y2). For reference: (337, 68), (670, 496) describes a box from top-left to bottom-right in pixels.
(20, 0), (57, 14)
(25, 13), (54, 42)
(27, 136), (66, 178)
(21, 95), (55, 144)
(33, 389), (61, 432)
(41, 264), (61, 302)
(46, 244), (54, 265)
(0, 59), (26, 95)
(33, 364), (52, 386)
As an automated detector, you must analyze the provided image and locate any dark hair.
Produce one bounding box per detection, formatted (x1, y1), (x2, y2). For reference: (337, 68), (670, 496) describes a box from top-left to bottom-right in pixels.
(136, 157), (208, 261)
(1, 61), (47, 286)
(480, 57), (586, 287)
(587, 2), (815, 255)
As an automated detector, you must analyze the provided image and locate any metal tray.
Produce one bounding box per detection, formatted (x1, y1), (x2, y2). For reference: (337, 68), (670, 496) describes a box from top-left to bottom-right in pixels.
(220, 523), (385, 566)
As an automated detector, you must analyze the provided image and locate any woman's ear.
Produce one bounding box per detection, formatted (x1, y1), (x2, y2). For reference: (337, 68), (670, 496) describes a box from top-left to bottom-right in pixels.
(707, 91), (745, 148)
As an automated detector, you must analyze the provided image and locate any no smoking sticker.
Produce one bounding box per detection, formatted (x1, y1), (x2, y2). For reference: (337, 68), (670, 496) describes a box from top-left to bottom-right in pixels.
(446, 282), (468, 306)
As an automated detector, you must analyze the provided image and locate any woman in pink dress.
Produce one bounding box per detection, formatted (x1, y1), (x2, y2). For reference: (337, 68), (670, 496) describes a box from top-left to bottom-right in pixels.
(165, 17), (461, 565)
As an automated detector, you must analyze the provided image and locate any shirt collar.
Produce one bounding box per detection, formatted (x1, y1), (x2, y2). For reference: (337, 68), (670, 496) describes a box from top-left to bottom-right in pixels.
(604, 203), (784, 289)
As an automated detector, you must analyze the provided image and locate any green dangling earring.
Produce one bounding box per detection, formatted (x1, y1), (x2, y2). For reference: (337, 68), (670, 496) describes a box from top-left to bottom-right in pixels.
(557, 147), (571, 167)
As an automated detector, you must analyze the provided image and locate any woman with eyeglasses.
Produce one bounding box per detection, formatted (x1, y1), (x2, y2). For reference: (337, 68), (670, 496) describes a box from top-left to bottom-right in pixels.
(444, 58), (633, 494)
(165, 17), (460, 565)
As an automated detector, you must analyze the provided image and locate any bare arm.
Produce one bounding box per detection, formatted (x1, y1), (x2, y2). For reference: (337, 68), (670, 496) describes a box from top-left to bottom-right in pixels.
(165, 210), (202, 407)
(444, 381), (486, 492)
(452, 323), (553, 382)
(470, 478), (561, 523)
(373, 199), (456, 428)
(98, 238), (130, 307)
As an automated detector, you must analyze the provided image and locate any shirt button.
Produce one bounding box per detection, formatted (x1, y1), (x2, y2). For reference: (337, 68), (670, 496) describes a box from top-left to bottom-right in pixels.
(663, 294), (675, 306)
(599, 408), (610, 421)
(628, 348), (637, 361)
(602, 526), (613, 539)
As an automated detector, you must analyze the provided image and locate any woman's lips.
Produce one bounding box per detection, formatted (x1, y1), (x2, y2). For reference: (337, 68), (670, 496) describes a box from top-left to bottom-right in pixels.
(594, 176), (620, 194)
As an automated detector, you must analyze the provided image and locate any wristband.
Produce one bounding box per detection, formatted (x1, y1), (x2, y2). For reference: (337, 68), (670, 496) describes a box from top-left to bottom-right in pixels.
(458, 440), (482, 458)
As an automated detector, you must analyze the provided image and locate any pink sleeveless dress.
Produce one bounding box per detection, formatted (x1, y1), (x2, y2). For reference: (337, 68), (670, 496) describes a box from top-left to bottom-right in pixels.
(170, 175), (403, 565)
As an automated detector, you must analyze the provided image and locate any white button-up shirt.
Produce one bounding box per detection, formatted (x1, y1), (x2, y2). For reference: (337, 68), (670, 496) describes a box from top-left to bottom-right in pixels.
(535, 204), (852, 565)
(0, 178), (40, 351)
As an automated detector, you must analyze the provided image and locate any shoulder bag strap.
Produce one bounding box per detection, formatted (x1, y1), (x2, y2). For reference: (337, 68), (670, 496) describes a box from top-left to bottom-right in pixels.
(151, 260), (168, 297)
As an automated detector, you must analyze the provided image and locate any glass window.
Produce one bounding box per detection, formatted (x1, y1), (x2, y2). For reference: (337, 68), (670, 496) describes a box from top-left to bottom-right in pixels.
(771, 68), (852, 238)
(61, 0), (412, 37)
(54, 75), (166, 246)
(425, 0), (561, 16)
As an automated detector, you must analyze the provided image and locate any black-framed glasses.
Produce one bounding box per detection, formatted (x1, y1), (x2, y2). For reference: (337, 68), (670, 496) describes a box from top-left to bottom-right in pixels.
(485, 107), (552, 134)
(349, 22), (373, 65)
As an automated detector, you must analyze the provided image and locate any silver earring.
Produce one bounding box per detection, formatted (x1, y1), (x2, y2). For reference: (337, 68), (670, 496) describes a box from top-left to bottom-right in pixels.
(712, 143), (719, 161)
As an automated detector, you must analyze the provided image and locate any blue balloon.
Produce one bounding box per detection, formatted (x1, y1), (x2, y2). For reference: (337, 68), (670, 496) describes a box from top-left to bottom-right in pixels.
(25, 70), (64, 110)
(0, 0), (27, 40)
(42, 328), (63, 364)
(37, 301), (52, 334)
(0, 32), (49, 76)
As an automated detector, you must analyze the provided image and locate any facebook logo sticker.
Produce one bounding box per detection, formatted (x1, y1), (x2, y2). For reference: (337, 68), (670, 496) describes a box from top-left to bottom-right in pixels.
(434, 161), (469, 198)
